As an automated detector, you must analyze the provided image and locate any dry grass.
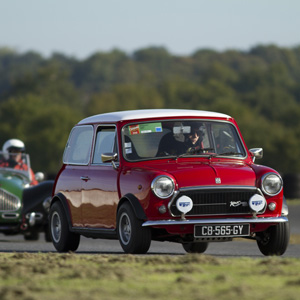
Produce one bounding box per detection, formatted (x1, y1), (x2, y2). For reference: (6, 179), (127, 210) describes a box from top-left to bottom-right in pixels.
(0, 253), (299, 300)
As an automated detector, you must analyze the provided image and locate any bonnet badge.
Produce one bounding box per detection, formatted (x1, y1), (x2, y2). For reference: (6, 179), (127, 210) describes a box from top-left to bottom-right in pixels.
(215, 178), (221, 184)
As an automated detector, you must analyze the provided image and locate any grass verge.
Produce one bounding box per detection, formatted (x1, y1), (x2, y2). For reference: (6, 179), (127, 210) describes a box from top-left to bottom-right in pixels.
(0, 253), (299, 300)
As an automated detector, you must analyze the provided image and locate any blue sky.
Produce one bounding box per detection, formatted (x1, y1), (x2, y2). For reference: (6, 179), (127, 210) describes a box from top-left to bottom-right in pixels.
(1, 0), (299, 58)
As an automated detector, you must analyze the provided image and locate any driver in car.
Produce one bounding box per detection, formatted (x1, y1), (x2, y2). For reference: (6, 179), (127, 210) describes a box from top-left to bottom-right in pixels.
(157, 122), (205, 156)
(0, 139), (38, 185)
(183, 122), (205, 154)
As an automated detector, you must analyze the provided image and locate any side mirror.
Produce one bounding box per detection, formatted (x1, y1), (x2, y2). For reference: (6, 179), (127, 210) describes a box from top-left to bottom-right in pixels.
(35, 172), (45, 182)
(249, 148), (263, 162)
(101, 153), (118, 169)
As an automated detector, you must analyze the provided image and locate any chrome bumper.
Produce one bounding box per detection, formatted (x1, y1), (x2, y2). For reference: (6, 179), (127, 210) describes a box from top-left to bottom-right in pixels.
(142, 216), (288, 227)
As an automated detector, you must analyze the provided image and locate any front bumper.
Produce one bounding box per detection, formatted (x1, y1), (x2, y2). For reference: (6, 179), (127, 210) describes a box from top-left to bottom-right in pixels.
(142, 216), (288, 227)
(0, 223), (20, 233)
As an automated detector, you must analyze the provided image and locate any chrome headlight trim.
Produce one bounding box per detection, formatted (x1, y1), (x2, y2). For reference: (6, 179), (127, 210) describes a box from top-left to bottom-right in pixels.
(151, 176), (175, 199)
(261, 173), (283, 196)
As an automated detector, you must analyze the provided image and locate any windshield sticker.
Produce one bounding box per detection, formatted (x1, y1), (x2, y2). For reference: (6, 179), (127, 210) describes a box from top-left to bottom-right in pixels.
(129, 123), (162, 135)
(124, 142), (132, 154)
(125, 148), (132, 154)
(129, 125), (140, 135)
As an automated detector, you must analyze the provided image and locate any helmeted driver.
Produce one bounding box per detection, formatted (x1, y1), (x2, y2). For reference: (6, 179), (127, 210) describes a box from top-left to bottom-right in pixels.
(0, 139), (38, 185)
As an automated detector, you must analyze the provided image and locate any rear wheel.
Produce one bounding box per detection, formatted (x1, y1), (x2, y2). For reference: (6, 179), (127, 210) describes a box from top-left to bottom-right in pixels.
(117, 202), (151, 254)
(50, 202), (80, 252)
(182, 242), (209, 253)
(256, 222), (290, 256)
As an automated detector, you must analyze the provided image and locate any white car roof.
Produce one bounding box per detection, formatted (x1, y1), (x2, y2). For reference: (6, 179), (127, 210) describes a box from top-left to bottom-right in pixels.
(78, 109), (231, 125)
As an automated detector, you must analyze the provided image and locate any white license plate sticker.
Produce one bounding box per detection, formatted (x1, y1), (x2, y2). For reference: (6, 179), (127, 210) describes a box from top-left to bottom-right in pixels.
(194, 224), (250, 238)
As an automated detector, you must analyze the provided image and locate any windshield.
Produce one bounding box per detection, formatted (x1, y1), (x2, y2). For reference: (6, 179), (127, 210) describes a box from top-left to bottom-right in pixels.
(122, 120), (246, 161)
(0, 151), (32, 181)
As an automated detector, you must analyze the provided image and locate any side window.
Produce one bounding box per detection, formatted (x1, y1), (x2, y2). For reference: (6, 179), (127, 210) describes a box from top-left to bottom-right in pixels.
(92, 126), (117, 164)
(63, 125), (94, 165)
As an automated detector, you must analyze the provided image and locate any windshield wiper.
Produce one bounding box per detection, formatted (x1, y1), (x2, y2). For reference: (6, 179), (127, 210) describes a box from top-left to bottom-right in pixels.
(217, 152), (244, 156)
(175, 148), (215, 159)
(200, 151), (244, 159)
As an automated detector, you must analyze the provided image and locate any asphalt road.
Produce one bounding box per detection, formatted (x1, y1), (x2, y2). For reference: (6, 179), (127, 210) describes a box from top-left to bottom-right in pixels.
(0, 205), (299, 258)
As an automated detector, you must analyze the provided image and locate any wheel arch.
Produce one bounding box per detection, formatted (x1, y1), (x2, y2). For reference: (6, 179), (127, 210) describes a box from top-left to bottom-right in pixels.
(117, 194), (147, 221)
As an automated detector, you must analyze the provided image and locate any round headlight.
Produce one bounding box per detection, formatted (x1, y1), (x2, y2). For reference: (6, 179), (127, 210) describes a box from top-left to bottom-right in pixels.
(151, 176), (175, 199)
(261, 173), (283, 196)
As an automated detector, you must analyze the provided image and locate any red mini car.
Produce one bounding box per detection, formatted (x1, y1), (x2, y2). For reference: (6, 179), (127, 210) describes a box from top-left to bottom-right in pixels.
(49, 109), (289, 255)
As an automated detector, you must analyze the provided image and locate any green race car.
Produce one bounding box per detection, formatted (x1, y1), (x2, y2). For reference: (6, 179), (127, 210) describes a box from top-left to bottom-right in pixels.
(0, 151), (54, 241)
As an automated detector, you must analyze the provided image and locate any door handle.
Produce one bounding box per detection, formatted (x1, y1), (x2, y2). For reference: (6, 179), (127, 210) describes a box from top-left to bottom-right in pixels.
(80, 176), (90, 181)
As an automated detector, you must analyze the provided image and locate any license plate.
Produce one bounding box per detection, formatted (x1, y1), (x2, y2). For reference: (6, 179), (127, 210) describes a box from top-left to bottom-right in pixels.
(194, 224), (250, 238)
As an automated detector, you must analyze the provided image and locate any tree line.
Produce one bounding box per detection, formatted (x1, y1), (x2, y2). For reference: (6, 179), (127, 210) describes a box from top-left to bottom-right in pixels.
(1, 45), (300, 177)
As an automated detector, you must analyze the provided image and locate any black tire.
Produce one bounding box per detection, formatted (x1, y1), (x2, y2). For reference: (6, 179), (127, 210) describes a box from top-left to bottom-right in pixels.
(256, 222), (290, 256)
(117, 202), (151, 254)
(24, 230), (40, 241)
(182, 242), (209, 253)
(49, 201), (80, 252)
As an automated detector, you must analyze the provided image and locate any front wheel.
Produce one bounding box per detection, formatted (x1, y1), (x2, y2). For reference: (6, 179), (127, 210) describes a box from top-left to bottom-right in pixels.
(117, 202), (151, 254)
(182, 242), (209, 253)
(49, 202), (80, 252)
(256, 222), (290, 256)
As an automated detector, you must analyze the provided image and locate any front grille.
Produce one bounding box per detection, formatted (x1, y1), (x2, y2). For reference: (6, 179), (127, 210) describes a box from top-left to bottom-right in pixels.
(0, 188), (21, 211)
(170, 187), (260, 216)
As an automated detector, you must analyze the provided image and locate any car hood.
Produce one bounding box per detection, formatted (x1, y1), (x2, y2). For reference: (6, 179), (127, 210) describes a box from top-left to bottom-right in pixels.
(146, 160), (256, 188)
(0, 170), (26, 199)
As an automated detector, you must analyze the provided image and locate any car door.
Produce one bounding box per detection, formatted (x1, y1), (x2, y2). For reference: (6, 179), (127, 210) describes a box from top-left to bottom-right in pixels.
(58, 125), (94, 227)
(81, 125), (120, 229)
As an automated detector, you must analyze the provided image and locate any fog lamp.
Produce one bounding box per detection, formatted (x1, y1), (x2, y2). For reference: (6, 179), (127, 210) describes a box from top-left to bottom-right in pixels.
(249, 194), (266, 213)
(176, 196), (193, 214)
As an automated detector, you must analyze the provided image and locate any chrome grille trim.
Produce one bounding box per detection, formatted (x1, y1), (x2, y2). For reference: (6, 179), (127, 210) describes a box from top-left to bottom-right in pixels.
(168, 186), (265, 217)
(2, 213), (20, 219)
(0, 188), (21, 211)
